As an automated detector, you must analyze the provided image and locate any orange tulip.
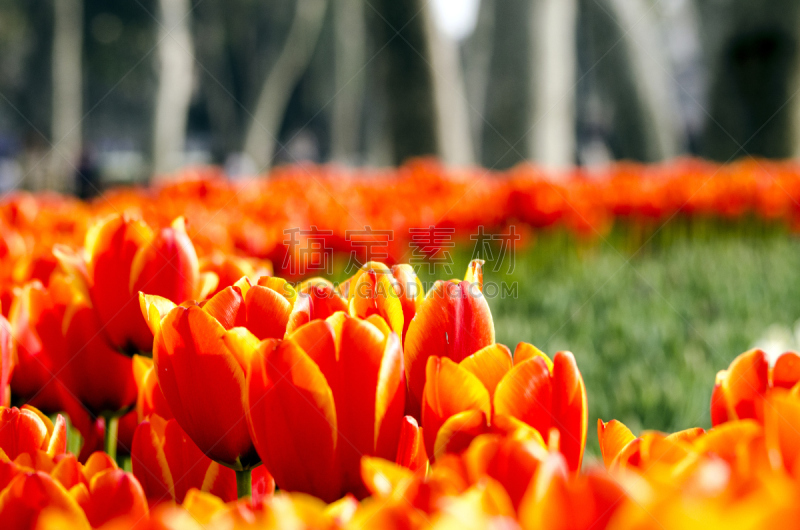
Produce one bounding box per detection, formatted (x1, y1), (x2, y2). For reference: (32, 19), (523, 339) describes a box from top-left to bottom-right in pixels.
(710, 349), (800, 428)
(131, 414), (236, 505)
(421, 343), (588, 472)
(245, 312), (405, 501)
(141, 285), (260, 470)
(0, 471), (90, 530)
(404, 261), (494, 416)
(339, 262), (423, 341)
(518, 451), (626, 530)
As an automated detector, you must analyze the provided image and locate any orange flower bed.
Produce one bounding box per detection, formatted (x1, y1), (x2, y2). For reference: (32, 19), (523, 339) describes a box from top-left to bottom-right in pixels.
(0, 160), (799, 528)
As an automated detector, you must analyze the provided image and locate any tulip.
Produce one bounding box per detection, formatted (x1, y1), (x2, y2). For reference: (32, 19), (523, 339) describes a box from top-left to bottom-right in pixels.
(518, 450), (626, 530)
(0, 471), (90, 530)
(404, 260), (494, 416)
(710, 349), (769, 426)
(58, 214), (215, 353)
(72, 467), (149, 527)
(710, 349), (800, 428)
(0, 405), (66, 462)
(131, 414), (237, 505)
(244, 312), (405, 502)
(421, 343), (587, 472)
(141, 285), (260, 470)
(8, 279), (80, 418)
(339, 262), (422, 340)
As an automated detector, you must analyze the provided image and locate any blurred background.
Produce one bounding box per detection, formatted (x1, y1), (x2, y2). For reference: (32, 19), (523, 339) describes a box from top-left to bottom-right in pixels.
(3, 0), (800, 452)
(2, 0), (800, 193)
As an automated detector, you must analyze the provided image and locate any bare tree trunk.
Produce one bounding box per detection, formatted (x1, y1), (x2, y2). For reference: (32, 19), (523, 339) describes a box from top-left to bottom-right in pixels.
(50, 0), (83, 193)
(464, 0), (495, 158)
(530, 0), (578, 169)
(368, 0), (439, 165)
(422, 4), (474, 166)
(697, 0), (800, 160)
(482, 0), (531, 168)
(153, 0), (195, 175)
(331, 0), (366, 164)
(605, 0), (684, 160)
(243, 0), (329, 173)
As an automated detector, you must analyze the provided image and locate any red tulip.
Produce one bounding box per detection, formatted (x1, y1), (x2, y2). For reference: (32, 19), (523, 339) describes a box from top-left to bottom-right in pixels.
(0, 405), (66, 461)
(244, 313), (405, 501)
(404, 261), (495, 417)
(59, 214), (215, 353)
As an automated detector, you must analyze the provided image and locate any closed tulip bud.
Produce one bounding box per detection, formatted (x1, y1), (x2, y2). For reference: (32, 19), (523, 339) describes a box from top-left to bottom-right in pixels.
(141, 287), (259, 470)
(0, 405), (67, 461)
(404, 261), (495, 417)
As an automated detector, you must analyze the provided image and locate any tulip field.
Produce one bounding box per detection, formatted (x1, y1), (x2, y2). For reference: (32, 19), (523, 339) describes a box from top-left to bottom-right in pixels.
(4, 159), (800, 528)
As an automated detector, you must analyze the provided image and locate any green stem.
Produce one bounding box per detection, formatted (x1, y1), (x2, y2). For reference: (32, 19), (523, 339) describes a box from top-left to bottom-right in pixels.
(236, 469), (252, 500)
(104, 416), (119, 462)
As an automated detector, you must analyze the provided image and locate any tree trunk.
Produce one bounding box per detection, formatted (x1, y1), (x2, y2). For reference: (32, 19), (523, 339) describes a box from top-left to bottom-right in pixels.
(530, 0), (578, 169)
(481, 0), (531, 168)
(368, 0), (439, 165)
(50, 0), (83, 193)
(422, 4), (474, 166)
(697, 0), (800, 160)
(153, 0), (195, 176)
(330, 0), (366, 164)
(243, 0), (329, 173)
(464, 0), (495, 159)
(605, 0), (683, 161)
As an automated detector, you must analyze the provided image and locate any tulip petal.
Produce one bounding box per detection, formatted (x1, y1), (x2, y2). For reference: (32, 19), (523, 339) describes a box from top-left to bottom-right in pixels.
(773, 352), (800, 389)
(139, 293), (177, 337)
(494, 357), (553, 441)
(513, 342), (554, 371)
(246, 338), (339, 502)
(765, 390), (800, 476)
(422, 356), (492, 459)
(155, 306), (255, 468)
(433, 409), (490, 460)
(245, 285), (292, 340)
(597, 419), (636, 469)
(361, 456), (414, 498)
(348, 266), (405, 339)
(131, 418), (173, 504)
(459, 344), (513, 397)
(199, 286), (246, 330)
(551, 351), (588, 472)
(395, 416), (428, 473)
(130, 220), (200, 308)
(721, 349), (769, 422)
(335, 318), (402, 496)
